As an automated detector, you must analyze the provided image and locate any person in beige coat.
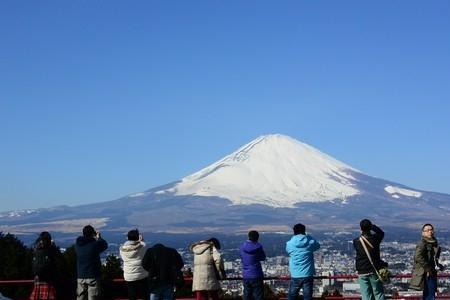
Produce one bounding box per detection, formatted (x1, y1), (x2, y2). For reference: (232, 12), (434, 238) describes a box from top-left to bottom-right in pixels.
(191, 238), (226, 300)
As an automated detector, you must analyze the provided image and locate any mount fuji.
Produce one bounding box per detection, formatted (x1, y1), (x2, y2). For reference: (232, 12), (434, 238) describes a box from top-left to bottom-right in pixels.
(1, 134), (450, 235)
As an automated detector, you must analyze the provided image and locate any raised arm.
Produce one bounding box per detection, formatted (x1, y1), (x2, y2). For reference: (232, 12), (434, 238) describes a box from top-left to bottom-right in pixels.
(306, 236), (320, 252)
(371, 224), (384, 243)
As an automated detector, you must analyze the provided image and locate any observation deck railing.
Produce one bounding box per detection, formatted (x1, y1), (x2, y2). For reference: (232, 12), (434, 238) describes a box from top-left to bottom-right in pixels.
(1, 273), (450, 299)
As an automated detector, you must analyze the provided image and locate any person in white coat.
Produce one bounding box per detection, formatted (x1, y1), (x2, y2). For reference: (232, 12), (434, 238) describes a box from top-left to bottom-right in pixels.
(119, 229), (149, 300)
(191, 238), (226, 300)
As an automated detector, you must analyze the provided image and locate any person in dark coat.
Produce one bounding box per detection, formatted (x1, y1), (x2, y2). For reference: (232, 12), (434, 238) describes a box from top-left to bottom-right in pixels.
(75, 225), (108, 300)
(239, 230), (266, 300)
(353, 219), (386, 300)
(142, 243), (184, 300)
(29, 231), (61, 300)
(410, 223), (444, 300)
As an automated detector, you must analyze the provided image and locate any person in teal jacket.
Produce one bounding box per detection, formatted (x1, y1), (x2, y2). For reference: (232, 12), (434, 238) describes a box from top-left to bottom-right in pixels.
(286, 223), (320, 300)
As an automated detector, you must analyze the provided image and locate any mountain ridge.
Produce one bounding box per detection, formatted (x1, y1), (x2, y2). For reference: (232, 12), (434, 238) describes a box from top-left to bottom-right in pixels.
(1, 134), (450, 234)
(158, 134), (361, 207)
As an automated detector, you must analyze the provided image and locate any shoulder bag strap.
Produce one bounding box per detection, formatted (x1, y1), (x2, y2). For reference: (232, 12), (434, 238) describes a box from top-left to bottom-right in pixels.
(359, 237), (383, 281)
(360, 235), (374, 249)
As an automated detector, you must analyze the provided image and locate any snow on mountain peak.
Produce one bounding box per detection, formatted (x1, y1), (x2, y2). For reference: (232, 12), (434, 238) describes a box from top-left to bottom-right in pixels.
(160, 134), (361, 207)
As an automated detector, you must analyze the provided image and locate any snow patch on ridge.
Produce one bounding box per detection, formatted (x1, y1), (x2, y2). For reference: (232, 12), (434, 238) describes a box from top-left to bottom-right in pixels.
(0, 209), (37, 218)
(160, 134), (361, 208)
(129, 192), (146, 198)
(385, 185), (422, 198)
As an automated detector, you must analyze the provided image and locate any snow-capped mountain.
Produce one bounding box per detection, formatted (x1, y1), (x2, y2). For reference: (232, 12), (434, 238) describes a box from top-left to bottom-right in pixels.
(1, 134), (450, 235)
(158, 135), (359, 207)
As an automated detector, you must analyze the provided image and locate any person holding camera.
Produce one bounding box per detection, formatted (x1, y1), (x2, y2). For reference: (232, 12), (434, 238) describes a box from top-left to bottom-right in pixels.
(240, 230), (266, 300)
(75, 225), (108, 300)
(353, 219), (386, 300)
(120, 229), (149, 300)
(286, 223), (320, 300)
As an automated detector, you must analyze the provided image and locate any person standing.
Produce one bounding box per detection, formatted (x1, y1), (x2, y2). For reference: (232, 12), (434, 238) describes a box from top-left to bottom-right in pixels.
(191, 238), (226, 300)
(286, 223), (320, 300)
(119, 229), (149, 300)
(29, 231), (61, 300)
(239, 230), (266, 300)
(410, 224), (443, 300)
(142, 243), (184, 300)
(75, 225), (108, 300)
(353, 219), (386, 300)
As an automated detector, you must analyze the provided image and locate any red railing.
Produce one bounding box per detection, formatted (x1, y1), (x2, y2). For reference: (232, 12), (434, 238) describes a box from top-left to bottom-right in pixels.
(2, 274), (450, 299)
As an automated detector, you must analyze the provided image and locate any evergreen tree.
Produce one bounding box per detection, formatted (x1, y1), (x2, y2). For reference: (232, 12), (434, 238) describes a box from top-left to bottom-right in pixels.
(0, 232), (33, 299)
(57, 245), (77, 300)
(101, 254), (123, 280)
(101, 254), (124, 300)
(61, 245), (77, 280)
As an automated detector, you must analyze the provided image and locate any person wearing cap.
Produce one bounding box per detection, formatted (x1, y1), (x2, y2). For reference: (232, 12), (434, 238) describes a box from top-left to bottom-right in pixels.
(120, 229), (149, 300)
(239, 230), (266, 300)
(286, 223), (320, 300)
(353, 219), (386, 300)
(75, 225), (108, 300)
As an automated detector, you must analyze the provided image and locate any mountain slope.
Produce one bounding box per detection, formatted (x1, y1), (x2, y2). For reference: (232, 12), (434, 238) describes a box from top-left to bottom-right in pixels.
(158, 134), (359, 207)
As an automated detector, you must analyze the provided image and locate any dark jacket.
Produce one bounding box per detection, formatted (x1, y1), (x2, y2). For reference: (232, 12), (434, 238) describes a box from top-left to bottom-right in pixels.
(353, 224), (384, 274)
(239, 240), (266, 279)
(32, 244), (62, 283)
(75, 236), (108, 278)
(410, 237), (441, 290)
(142, 243), (184, 286)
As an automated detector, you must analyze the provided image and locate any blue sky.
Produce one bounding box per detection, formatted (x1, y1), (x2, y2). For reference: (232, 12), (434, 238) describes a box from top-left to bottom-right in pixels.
(1, 1), (449, 211)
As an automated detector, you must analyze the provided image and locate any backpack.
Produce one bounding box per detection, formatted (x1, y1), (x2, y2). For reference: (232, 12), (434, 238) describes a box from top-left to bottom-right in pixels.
(33, 249), (53, 279)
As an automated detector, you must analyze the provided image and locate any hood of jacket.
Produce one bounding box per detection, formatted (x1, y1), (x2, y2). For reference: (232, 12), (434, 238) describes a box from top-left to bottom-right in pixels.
(287, 234), (309, 248)
(120, 241), (145, 258)
(76, 236), (96, 247)
(191, 241), (212, 255)
(148, 243), (169, 257)
(120, 240), (145, 251)
(241, 240), (263, 254)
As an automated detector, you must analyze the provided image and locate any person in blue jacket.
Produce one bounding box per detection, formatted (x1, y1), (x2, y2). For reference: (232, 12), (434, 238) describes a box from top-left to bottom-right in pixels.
(75, 225), (108, 300)
(286, 223), (320, 300)
(239, 230), (266, 300)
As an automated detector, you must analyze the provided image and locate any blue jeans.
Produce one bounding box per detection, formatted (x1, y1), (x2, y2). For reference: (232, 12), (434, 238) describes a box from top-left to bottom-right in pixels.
(287, 277), (313, 300)
(358, 274), (385, 300)
(243, 278), (264, 300)
(423, 276), (437, 300)
(150, 284), (174, 300)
